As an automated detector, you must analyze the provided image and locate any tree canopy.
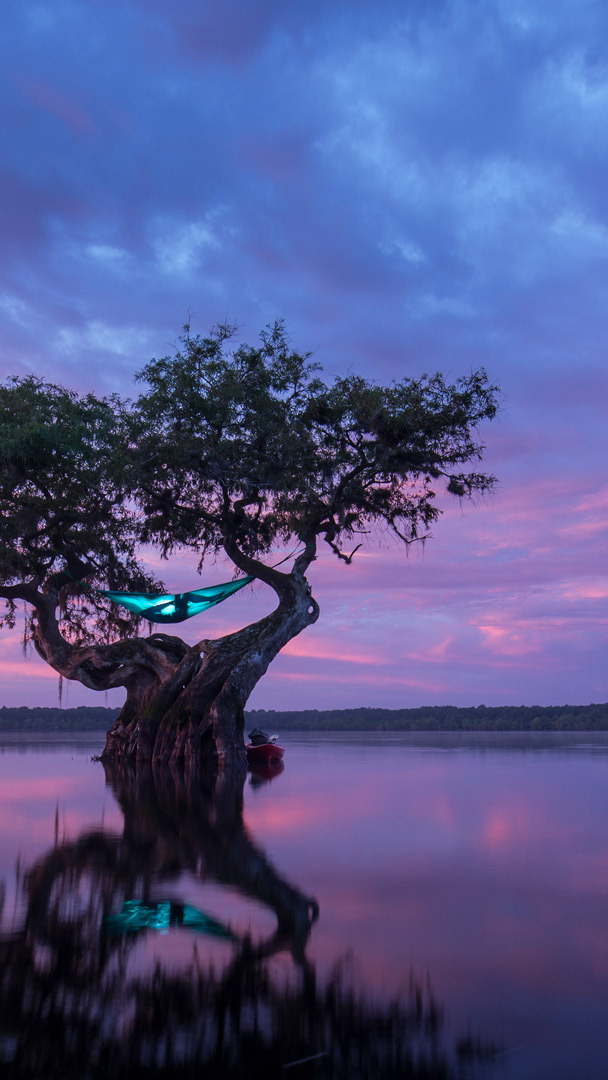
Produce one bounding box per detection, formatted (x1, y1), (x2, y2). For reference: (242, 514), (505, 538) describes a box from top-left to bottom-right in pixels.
(0, 321), (499, 637)
(0, 376), (159, 641)
(134, 321), (499, 573)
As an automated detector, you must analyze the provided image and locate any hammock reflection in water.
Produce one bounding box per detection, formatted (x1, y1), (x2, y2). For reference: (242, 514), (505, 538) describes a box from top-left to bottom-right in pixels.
(103, 899), (234, 939)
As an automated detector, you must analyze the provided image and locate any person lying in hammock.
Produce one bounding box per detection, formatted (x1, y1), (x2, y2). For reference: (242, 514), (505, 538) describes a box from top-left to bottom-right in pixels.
(100, 575), (254, 623)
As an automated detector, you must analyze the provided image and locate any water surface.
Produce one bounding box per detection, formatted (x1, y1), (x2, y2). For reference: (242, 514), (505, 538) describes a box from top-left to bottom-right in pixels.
(1, 731), (608, 1078)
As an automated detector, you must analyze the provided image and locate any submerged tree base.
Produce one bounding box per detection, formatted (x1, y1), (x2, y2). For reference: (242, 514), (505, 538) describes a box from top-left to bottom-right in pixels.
(101, 688), (246, 778)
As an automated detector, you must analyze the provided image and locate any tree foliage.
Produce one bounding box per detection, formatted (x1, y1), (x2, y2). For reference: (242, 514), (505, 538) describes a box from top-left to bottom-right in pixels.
(134, 321), (499, 567)
(0, 376), (158, 639)
(0, 320), (499, 646)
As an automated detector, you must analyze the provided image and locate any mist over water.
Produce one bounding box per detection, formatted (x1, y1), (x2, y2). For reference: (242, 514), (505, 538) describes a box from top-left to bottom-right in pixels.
(2, 731), (608, 1078)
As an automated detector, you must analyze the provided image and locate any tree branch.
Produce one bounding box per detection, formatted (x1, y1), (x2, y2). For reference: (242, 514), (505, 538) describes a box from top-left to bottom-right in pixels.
(292, 534), (317, 582)
(325, 539), (362, 564)
(42, 553), (99, 595)
(0, 581), (40, 604)
(221, 534), (291, 595)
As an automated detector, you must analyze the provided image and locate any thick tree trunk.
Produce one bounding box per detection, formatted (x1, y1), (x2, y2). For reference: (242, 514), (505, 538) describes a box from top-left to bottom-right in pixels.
(29, 564), (319, 772)
(106, 585), (318, 770)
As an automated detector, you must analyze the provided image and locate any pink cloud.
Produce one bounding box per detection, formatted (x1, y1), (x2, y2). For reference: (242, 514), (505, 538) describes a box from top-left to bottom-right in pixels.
(281, 636), (386, 666)
(574, 487), (608, 513)
(476, 623), (536, 657)
(558, 519), (608, 539)
(403, 636), (454, 663)
(0, 659), (58, 680)
(17, 76), (96, 135)
(266, 668), (452, 692)
(561, 581), (608, 600)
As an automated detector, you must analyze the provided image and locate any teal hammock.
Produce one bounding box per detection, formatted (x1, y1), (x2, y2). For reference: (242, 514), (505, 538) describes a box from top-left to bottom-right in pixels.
(99, 575), (254, 624)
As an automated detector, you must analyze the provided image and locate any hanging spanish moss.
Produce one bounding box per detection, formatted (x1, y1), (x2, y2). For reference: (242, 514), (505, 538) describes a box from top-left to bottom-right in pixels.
(58, 673), (63, 706)
(21, 606), (34, 658)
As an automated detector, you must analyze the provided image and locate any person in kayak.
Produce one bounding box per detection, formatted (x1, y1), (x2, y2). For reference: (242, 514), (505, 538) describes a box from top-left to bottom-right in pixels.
(248, 727), (272, 746)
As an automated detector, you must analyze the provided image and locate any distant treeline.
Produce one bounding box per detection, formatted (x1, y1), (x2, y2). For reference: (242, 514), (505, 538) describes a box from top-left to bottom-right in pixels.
(248, 703), (608, 731)
(1, 702), (608, 732)
(0, 706), (119, 731)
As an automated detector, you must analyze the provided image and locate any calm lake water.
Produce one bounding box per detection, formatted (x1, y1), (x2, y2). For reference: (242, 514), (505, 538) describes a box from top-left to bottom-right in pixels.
(1, 730), (608, 1078)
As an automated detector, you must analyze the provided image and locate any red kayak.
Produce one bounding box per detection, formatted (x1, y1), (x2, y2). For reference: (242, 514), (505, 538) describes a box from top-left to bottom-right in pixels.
(246, 741), (285, 764)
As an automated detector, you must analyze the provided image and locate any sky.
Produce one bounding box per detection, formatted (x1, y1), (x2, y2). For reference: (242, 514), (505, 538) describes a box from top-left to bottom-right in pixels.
(0, 0), (606, 711)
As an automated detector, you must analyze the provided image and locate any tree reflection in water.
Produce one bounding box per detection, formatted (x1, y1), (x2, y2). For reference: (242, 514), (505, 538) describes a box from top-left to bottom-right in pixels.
(0, 763), (498, 1078)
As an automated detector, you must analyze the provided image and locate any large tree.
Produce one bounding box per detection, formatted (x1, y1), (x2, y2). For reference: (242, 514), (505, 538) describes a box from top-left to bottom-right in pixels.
(0, 323), (499, 771)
